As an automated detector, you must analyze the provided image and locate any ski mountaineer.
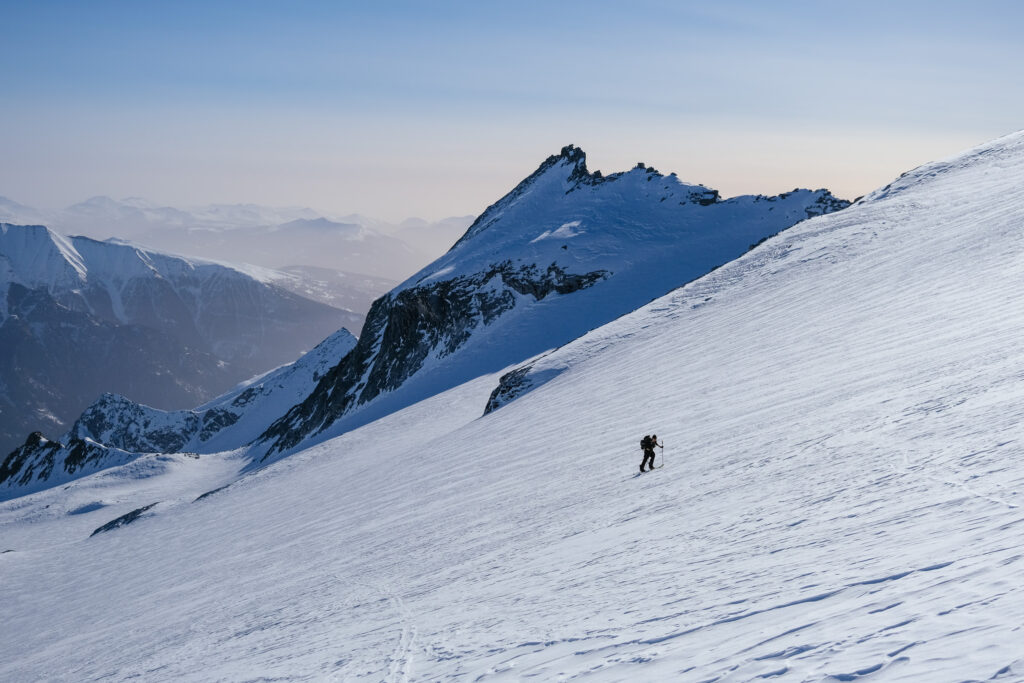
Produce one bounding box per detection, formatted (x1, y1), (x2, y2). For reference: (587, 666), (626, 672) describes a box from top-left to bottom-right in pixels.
(640, 434), (662, 472)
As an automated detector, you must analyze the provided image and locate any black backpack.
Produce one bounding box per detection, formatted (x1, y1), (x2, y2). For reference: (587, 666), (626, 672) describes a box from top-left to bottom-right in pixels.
(640, 435), (652, 450)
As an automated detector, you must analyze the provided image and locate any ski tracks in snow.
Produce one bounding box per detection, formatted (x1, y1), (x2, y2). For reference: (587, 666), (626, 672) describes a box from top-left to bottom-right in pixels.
(897, 448), (1019, 511)
(383, 586), (418, 683)
(330, 575), (418, 683)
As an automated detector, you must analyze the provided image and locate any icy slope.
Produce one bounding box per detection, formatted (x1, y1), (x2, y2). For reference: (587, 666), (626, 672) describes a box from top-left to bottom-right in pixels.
(4, 131), (1024, 681)
(258, 146), (848, 456)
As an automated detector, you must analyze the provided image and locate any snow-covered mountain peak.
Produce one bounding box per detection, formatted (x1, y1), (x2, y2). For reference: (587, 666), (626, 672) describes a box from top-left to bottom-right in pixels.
(863, 129), (1024, 205)
(451, 144), (594, 248)
(255, 150), (849, 457)
(0, 222), (88, 291)
(414, 146), (842, 294)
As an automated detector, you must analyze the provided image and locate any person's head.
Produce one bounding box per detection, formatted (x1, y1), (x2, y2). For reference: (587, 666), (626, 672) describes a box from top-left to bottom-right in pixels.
(652, 434), (657, 440)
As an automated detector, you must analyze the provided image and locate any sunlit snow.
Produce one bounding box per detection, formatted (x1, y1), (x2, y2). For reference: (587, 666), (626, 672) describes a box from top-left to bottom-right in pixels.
(3, 133), (1024, 680)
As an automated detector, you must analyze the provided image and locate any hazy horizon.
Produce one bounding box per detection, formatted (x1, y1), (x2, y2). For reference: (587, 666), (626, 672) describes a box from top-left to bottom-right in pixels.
(2, 1), (1022, 222)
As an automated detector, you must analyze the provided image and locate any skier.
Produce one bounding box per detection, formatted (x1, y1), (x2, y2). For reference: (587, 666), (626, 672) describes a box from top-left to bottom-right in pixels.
(640, 434), (662, 472)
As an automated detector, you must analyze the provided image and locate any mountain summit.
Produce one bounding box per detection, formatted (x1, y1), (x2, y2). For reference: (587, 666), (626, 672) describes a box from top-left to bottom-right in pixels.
(256, 146), (849, 456)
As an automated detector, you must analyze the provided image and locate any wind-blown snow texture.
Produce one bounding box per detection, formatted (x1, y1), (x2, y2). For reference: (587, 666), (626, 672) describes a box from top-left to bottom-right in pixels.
(4, 133), (1024, 680)
(257, 146), (848, 457)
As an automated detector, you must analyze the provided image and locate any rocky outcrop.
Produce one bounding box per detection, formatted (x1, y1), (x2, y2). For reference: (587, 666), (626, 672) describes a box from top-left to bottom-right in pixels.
(0, 327), (357, 499)
(484, 365), (536, 415)
(258, 261), (608, 455)
(90, 503), (159, 537)
(0, 432), (133, 493)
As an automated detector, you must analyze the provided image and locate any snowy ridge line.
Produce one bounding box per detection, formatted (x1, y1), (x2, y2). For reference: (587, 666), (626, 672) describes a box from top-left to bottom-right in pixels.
(0, 196), (475, 282)
(863, 129), (1024, 204)
(252, 144), (850, 458)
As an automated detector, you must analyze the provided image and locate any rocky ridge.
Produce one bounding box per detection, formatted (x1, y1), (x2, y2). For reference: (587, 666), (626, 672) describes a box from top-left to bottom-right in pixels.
(256, 145), (850, 457)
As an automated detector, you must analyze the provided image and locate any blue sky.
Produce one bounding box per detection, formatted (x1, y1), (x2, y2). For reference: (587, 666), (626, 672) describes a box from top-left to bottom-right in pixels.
(2, 1), (1022, 220)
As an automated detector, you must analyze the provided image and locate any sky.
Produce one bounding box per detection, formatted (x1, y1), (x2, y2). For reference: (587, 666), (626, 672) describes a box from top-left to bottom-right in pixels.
(1, 0), (1022, 222)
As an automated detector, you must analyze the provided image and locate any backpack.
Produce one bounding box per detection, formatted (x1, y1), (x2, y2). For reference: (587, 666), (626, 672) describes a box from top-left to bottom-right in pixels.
(640, 435), (652, 450)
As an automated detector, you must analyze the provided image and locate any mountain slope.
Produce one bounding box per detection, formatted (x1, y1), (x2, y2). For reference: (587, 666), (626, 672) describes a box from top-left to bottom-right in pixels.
(1, 149), (846, 497)
(0, 225), (352, 454)
(257, 145), (849, 456)
(0, 328), (356, 499)
(2, 132), (1024, 680)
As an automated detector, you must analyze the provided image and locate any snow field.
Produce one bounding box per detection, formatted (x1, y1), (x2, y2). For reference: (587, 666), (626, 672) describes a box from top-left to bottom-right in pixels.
(3, 133), (1024, 680)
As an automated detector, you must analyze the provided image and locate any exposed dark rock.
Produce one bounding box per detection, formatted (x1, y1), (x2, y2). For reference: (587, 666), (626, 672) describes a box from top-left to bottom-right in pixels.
(0, 432), (62, 488)
(193, 484), (231, 503)
(484, 366), (534, 415)
(258, 261), (608, 456)
(199, 409), (240, 442)
(804, 191), (852, 217)
(90, 503), (158, 537)
(0, 431), (124, 490)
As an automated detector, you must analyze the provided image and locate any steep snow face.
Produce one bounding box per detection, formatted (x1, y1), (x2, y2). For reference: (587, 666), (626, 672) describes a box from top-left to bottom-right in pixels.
(3, 132), (1024, 680)
(257, 145), (849, 456)
(0, 328), (357, 500)
(0, 223), (87, 296)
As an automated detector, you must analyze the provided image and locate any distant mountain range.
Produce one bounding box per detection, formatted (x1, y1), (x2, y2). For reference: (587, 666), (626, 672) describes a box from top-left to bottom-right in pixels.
(0, 197), (474, 280)
(0, 223), (356, 456)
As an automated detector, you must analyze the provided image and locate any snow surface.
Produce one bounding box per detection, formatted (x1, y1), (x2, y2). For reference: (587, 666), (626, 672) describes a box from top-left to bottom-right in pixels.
(4, 133), (1024, 680)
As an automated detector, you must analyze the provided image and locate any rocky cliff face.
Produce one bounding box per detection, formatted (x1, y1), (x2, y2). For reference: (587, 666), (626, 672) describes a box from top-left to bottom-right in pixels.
(255, 146), (851, 457)
(257, 260), (609, 455)
(0, 432), (136, 493)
